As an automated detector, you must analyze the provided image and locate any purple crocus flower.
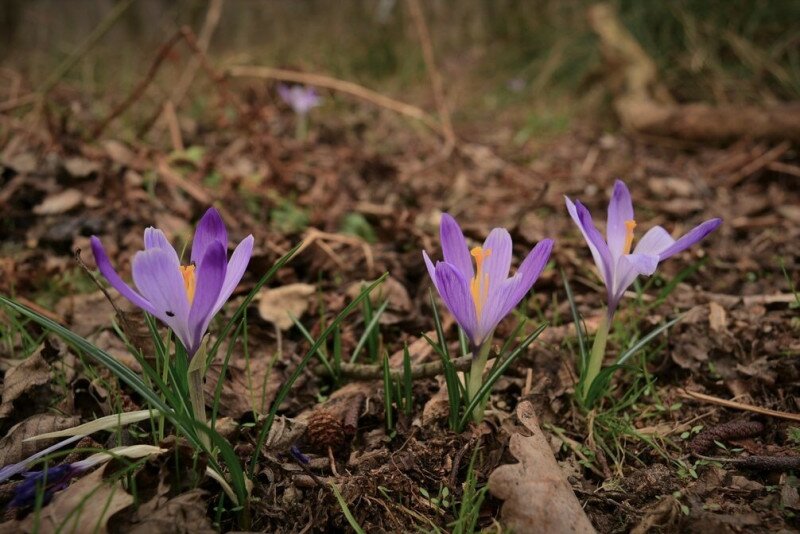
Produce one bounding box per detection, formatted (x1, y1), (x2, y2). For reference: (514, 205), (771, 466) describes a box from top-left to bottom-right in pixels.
(90, 207), (254, 357)
(423, 214), (554, 347)
(565, 180), (721, 314)
(8, 463), (84, 508)
(277, 84), (321, 115)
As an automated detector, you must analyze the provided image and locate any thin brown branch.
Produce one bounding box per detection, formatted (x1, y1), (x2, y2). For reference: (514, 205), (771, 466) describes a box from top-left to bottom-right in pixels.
(227, 65), (444, 136)
(405, 0), (456, 149)
(90, 30), (184, 139)
(679, 389), (800, 423)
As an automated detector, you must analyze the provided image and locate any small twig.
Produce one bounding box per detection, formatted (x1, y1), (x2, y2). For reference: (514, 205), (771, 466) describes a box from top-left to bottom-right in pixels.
(317, 354), (473, 381)
(405, 0), (456, 151)
(227, 65), (444, 135)
(90, 30), (184, 139)
(39, 0), (136, 95)
(694, 454), (800, 471)
(679, 389), (800, 423)
(725, 140), (792, 187)
(688, 420), (764, 454)
(170, 0), (225, 106)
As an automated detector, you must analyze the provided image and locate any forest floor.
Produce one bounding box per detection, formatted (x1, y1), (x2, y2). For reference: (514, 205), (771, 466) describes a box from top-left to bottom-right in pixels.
(1, 74), (799, 533)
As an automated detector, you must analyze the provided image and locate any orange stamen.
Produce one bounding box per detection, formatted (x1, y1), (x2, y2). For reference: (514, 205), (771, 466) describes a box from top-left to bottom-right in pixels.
(623, 219), (637, 254)
(180, 265), (196, 305)
(469, 247), (492, 317)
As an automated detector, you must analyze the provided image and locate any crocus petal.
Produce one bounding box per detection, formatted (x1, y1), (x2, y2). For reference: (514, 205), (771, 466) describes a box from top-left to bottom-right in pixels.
(90, 237), (158, 316)
(633, 226), (675, 256)
(440, 213), (474, 279)
(187, 241), (228, 355)
(434, 262), (479, 344)
(478, 238), (554, 340)
(565, 197), (613, 286)
(658, 218), (722, 260)
(212, 235), (254, 315)
(606, 180), (634, 261)
(610, 253), (660, 310)
(422, 250), (439, 291)
(132, 248), (191, 349)
(143, 227), (180, 265)
(277, 84), (291, 103)
(478, 277), (523, 339)
(482, 228), (512, 287)
(191, 208), (228, 265)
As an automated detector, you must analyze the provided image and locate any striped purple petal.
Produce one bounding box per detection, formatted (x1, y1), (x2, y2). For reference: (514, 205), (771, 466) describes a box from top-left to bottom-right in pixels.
(191, 207), (227, 265)
(132, 247), (192, 351)
(440, 213), (474, 279)
(213, 235), (254, 315)
(565, 197), (613, 287)
(434, 261), (479, 343)
(482, 228), (512, 288)
(90, 237), (158, 317)
(188, 241), (228, 354)
(658, 218), (722, 260)
(607, 180), (634, 261)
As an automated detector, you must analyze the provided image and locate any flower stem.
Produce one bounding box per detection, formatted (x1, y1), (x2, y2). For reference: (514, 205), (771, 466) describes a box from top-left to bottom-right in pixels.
(466, 340), (492, 423)
(188, 340), (211, 450)
(581, 310), (611, 404)
(295, 114), (308, 141)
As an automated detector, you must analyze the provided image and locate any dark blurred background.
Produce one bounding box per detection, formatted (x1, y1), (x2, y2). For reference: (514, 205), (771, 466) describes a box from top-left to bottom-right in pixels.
(2, 0), (798, 143)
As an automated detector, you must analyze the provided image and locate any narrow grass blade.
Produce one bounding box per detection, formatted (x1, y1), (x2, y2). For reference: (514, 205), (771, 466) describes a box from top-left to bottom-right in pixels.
(402, 342), (413, 417)
(292, 315), (335, 376)
(382, 352), (393, 431)
(350, 299), (389, 364)
(208, 242), (302, 367)
(561, 270), (588, 374)
(24, 410), (156, 441)
(330, 482), (366, 534)
(617, 315), (683, 365)
(457, 323), (547, 430)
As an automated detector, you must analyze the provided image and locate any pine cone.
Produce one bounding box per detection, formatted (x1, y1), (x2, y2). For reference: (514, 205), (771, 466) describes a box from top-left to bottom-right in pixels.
(306, 409), (345, 450)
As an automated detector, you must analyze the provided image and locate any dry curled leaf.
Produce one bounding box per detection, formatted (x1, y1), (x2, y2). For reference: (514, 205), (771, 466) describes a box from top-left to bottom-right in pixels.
(204, 350), (284, 418)
(32, 189), (84, 215)
(0, 348), (56, 427)
(128, 489), (215, 534)
(12, 464), (133, 534)
(488, 401), (596, 534)
(257, 283), (316, 330)
(0, 413), (82, 466)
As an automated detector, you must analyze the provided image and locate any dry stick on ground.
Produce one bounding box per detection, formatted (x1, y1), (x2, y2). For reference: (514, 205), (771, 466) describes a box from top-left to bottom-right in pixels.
(226, 66), (444, 136)
(679, 389), (800, 423)
(317, 317), (602, 381)
(90, 30), (185, 139)
(405, 0), (456, 152)
(92, 26), (242, 140)
(588, 2), (800, 142)
(170, 0), (225, 108)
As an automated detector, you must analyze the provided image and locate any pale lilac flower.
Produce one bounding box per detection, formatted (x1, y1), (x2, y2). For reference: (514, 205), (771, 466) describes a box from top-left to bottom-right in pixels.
(423, 214), (554, 347)
(277, 84), (321, 115)
(91, 208), (254, 357)
(566, 180), (721, 314)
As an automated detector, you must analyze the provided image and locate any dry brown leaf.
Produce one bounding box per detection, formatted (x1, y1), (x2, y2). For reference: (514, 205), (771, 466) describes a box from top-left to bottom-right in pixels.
(488, 401), (596, 534)
(0, 413), (82, 466)
(0, 348), (55, 425)
(32, 189), (84, 215)
(63, 157), (100, 178)
(708, 301), (728, 333)
(13, 465), (133, 534)
(204, 351), (284, 418)
(127, 489), (215, 534)
(257, 283), (316, 330)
